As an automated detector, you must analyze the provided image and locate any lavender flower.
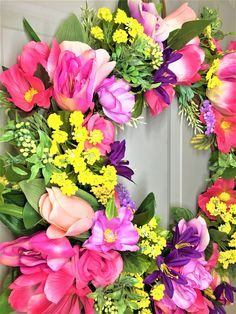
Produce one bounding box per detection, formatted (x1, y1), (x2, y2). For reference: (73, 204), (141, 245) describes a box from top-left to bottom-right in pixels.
(200, 100), (216, 135)
(116, 183), (137, 211)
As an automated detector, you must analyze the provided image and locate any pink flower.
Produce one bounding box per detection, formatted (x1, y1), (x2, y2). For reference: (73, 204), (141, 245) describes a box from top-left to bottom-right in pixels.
(169, 42), (205, 85)
(18, 41), (50, 75)
(47, 40), (115, 112)
(206, 243), (219, 272)
(39, 187), (95, 239)
(178, 216), (210, 252)
(128, 0), (196, 42)
(0, 231), (74, 272)
(83, 207), (139, 252)
(207, 52), (236, 116)
(145, 85), (175, 116)
(84, 113), (115, 155)
(97, 76), (135, 124)
(213, 109), (236, 153)
(187, 289), (214, 313)
(198, 178), (236, 219)
(154, 295), (185, 314)
(0, 64), (52, 111)
(77, 249), (123, 288)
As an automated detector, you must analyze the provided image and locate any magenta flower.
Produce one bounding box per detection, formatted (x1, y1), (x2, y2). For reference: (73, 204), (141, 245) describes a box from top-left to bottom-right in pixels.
(0, 231), (74, 272)
(97, 76), (135, 124)
(83, 207), (139, 252)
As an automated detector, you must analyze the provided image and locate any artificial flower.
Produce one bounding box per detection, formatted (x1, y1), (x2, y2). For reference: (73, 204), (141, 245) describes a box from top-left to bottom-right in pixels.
(39, 187), (95, 238)
(200, 100), (216, 135)
(186, 289), (214, 313)
(207, 52), (236, 116)
(128, 0), (196, 42)
(116, 183), (137, 211)
(214, 282), (236, 304)
(83, 207), (139, 252)
(97, 76), (135, 124)
(84, 113), (115, 155)
(0, 64), (52, 111)
(154, 295), (185, 313)
(47, 39), (115, 112)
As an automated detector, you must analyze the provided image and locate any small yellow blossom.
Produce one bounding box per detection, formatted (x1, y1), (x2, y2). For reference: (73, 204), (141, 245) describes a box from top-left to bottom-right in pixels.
(151, 284), (165, 301)
(126, 17), (144, 39)
(219, 250), (236, 269)
(218, 222), (231, 234)
(113, 29), (128, 44)
(52, 130), (68, 144)
(97, 7), (112, 22)
(69, 111), (84, 127)
(72, 127), (88, 143)
(114, 8), (128, 24)
(229, 204), (236, 215)
(53, 155), (68, 168)
(206, 58), (222, 89)
(50, 172), (68, 186)
(47, 113), (63, 130)
(204, 25), (216, 51)
(60, 179), (78, 196)
(83, 147), (101, 165)
(0, 176), (9, 186)
(91, 26), (104, 40)
(91, 185), (114, 205)
(88, 129), (104, 145)
(50, 140), (59, 155)
(220, 211), (233, 223)
(219, 192), (231, 202)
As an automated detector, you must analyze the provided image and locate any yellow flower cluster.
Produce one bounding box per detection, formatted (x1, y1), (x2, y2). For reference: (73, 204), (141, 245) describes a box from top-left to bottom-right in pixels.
(112, 29), (128, 44)
(151, 283), (165, 301)
(16, 122), (37, 157)
(47, 112), (117, 203)
(206, 58), (222, 89)
(136, 217), (167, 258)
(204, 25), (216, 51)
(141, 34), (163, 69)
(114, 8), (128, 24)
(134, 289), (150, 311)
(219, 250), (236, 269)
(206, 196), (236, 234)
(97, 7), (113, 22)
(91, 26), (104, 40)
(0, 176), (9, 186)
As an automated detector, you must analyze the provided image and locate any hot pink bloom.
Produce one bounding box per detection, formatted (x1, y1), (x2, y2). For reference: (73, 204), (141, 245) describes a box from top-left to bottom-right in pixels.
(0, 231), (74, 273)
(178, 216), (210, 252)
(169, 42), (205, 85)
(97, 76), (135, 124)
(145, 85), (175, 116)
(39, 187), (95, 239)
(128, 0), (196, 42)
(77, 249), (123, 288)
(18, 41), (50, 75)
(198, 178), (236, 219)
(187, 289), (214, 313)
(47, 40), (115, 112)
(213, 109), (236, 153)
(206, 243), (219, 272)
(84, 113), (115, 155)
(83, 207), (139, 252)
(154, 295), (185, 314)
(0, 64), (52, 111)
(207, 52), (236, 116)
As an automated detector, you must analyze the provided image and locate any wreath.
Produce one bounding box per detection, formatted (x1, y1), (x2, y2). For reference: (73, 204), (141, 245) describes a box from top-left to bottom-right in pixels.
(0, 0), (236, 313)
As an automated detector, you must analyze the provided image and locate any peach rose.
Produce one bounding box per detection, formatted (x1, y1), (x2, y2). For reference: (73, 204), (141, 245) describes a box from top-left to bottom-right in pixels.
(39, 187), (94, 239)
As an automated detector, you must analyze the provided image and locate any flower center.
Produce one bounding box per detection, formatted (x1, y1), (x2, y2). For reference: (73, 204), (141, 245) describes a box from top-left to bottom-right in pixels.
(204, 288), (216, 300)
(219, 192), (231, 202)
(160, 263), (178, 279)
(104, 228), (117, 243)
(24, 88), (38, 103)
(175, 242), (193, 249)
(220, 121), (231, 130)
(89, 129), (104, 145)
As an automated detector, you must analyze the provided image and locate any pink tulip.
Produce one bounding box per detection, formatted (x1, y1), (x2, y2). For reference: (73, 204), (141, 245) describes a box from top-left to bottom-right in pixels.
(0, 64), (52, 111)
(97, 76), (135, 124)
(145, 85), (175, 116)
(0, 231), (74, 272)
(128, 0), (196, 42)
(154, 295), (185, 314)
(18, 41), (50, 75)
(169, 43), (205, 85)
(84, 113), (115, 155)
(186, 289), (214, 313)
(39, 187), (95, 239)
(47, 39), (115, 112)
(207, 52), (236, 116)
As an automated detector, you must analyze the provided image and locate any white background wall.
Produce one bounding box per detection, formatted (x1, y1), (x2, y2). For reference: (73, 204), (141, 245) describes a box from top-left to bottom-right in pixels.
(0, 0), (235, 313)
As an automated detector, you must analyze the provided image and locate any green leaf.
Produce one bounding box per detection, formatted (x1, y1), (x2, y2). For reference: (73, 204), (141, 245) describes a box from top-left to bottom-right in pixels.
(3, 190), (26, 207)
(0, 203), (23, 219)
(117, 0), (130, 15)
(132, 192), (155, 226)
(122, 252), (150, 274)
(54, 14), (86, 43)
(168, 20), (211, 50)
(19, 178), (45, 211)
(23, 202), (43, 229)
(132, 94), (144, 119)
(105, 196), (118, 219)
(76, 189), (100, 211)
(0, 184), (4, 205)
(209, 229), (228, 251)
(0, 271), (14, 314)
(28, 163), (41, 181)
(0, 131), (14, 142)
(11, 165), (28, 176)
(171, 207), (194, 223)
(5, 165), (29, 182)
(0, 159), (5, 176)
(23, 18), (41, 42)
(222, 167), (236, 180)
(205, 240), (214, 261)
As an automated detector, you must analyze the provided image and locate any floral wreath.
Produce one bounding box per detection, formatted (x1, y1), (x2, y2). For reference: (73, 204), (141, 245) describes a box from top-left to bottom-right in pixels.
(0, 0), (236, 313)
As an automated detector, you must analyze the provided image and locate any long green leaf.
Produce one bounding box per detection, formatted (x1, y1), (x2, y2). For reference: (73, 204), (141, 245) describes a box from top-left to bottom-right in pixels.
(171, 207), (194, 223)
(0, 271), (15, 314)
(105, 196), (118, 219)
(76, 189), (100, 211)
(19, 178), (45, 211)
(122, 252), (151, 274)
(118, 0), (130, 15)
(23, 202), (43, 229)
(23, 18), (41, 42)
(0, 203), (23, 219)
(168, 20), (210, 50)
(54, 14), (86, 43)
(133, 193), (155, 226)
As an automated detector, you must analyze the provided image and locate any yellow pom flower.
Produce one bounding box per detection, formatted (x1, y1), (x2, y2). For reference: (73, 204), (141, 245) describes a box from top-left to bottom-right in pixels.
(133, 274), (144, 289)
(69, 111), (84, 127)
(73, 157), (87, 174)
(229, 204), (236, 215)
(60, 179), (78, 196)
(97, 7), (112, 22)
(83, 147), (101, 165)
(53, 155), (68, 168)
(50, 172), (68, 186)
(126, 17), (144, 39)
(219, 192), (231, 202)
(88, 129), (104, 145)
(218, 222), (231, 234)
(219, 250), (236, 269)
(151, 284), (165, 301)
(91, 26), (104, 40)
(220, 211), (233, 223)
(72, 127), (88, 143)
(112, 29), (128, 44)
(52, 130), (68, 144)
(47, 113), (63, 130)
(114, 8), (128, 24)
(50, 140), (59, 155)
(91, 185), (114, 205)
(0, 176), (9, 186)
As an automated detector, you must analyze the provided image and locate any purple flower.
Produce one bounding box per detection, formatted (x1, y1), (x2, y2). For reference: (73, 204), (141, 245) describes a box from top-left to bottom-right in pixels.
(214, 282), (236, 304)
(116, 183), (137, 211)
(97, 76), (135, 124)
(83, 207), (139, 253)
(105, 140), (134, 181)
(144, 254), (188, 298)
(200, 100), (216, 135)
(209, 306), (226, 314)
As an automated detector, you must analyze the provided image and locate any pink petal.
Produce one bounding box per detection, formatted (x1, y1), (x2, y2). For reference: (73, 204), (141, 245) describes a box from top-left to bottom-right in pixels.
(65, 218), (93, 236)
(46, 225), (66, 239)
